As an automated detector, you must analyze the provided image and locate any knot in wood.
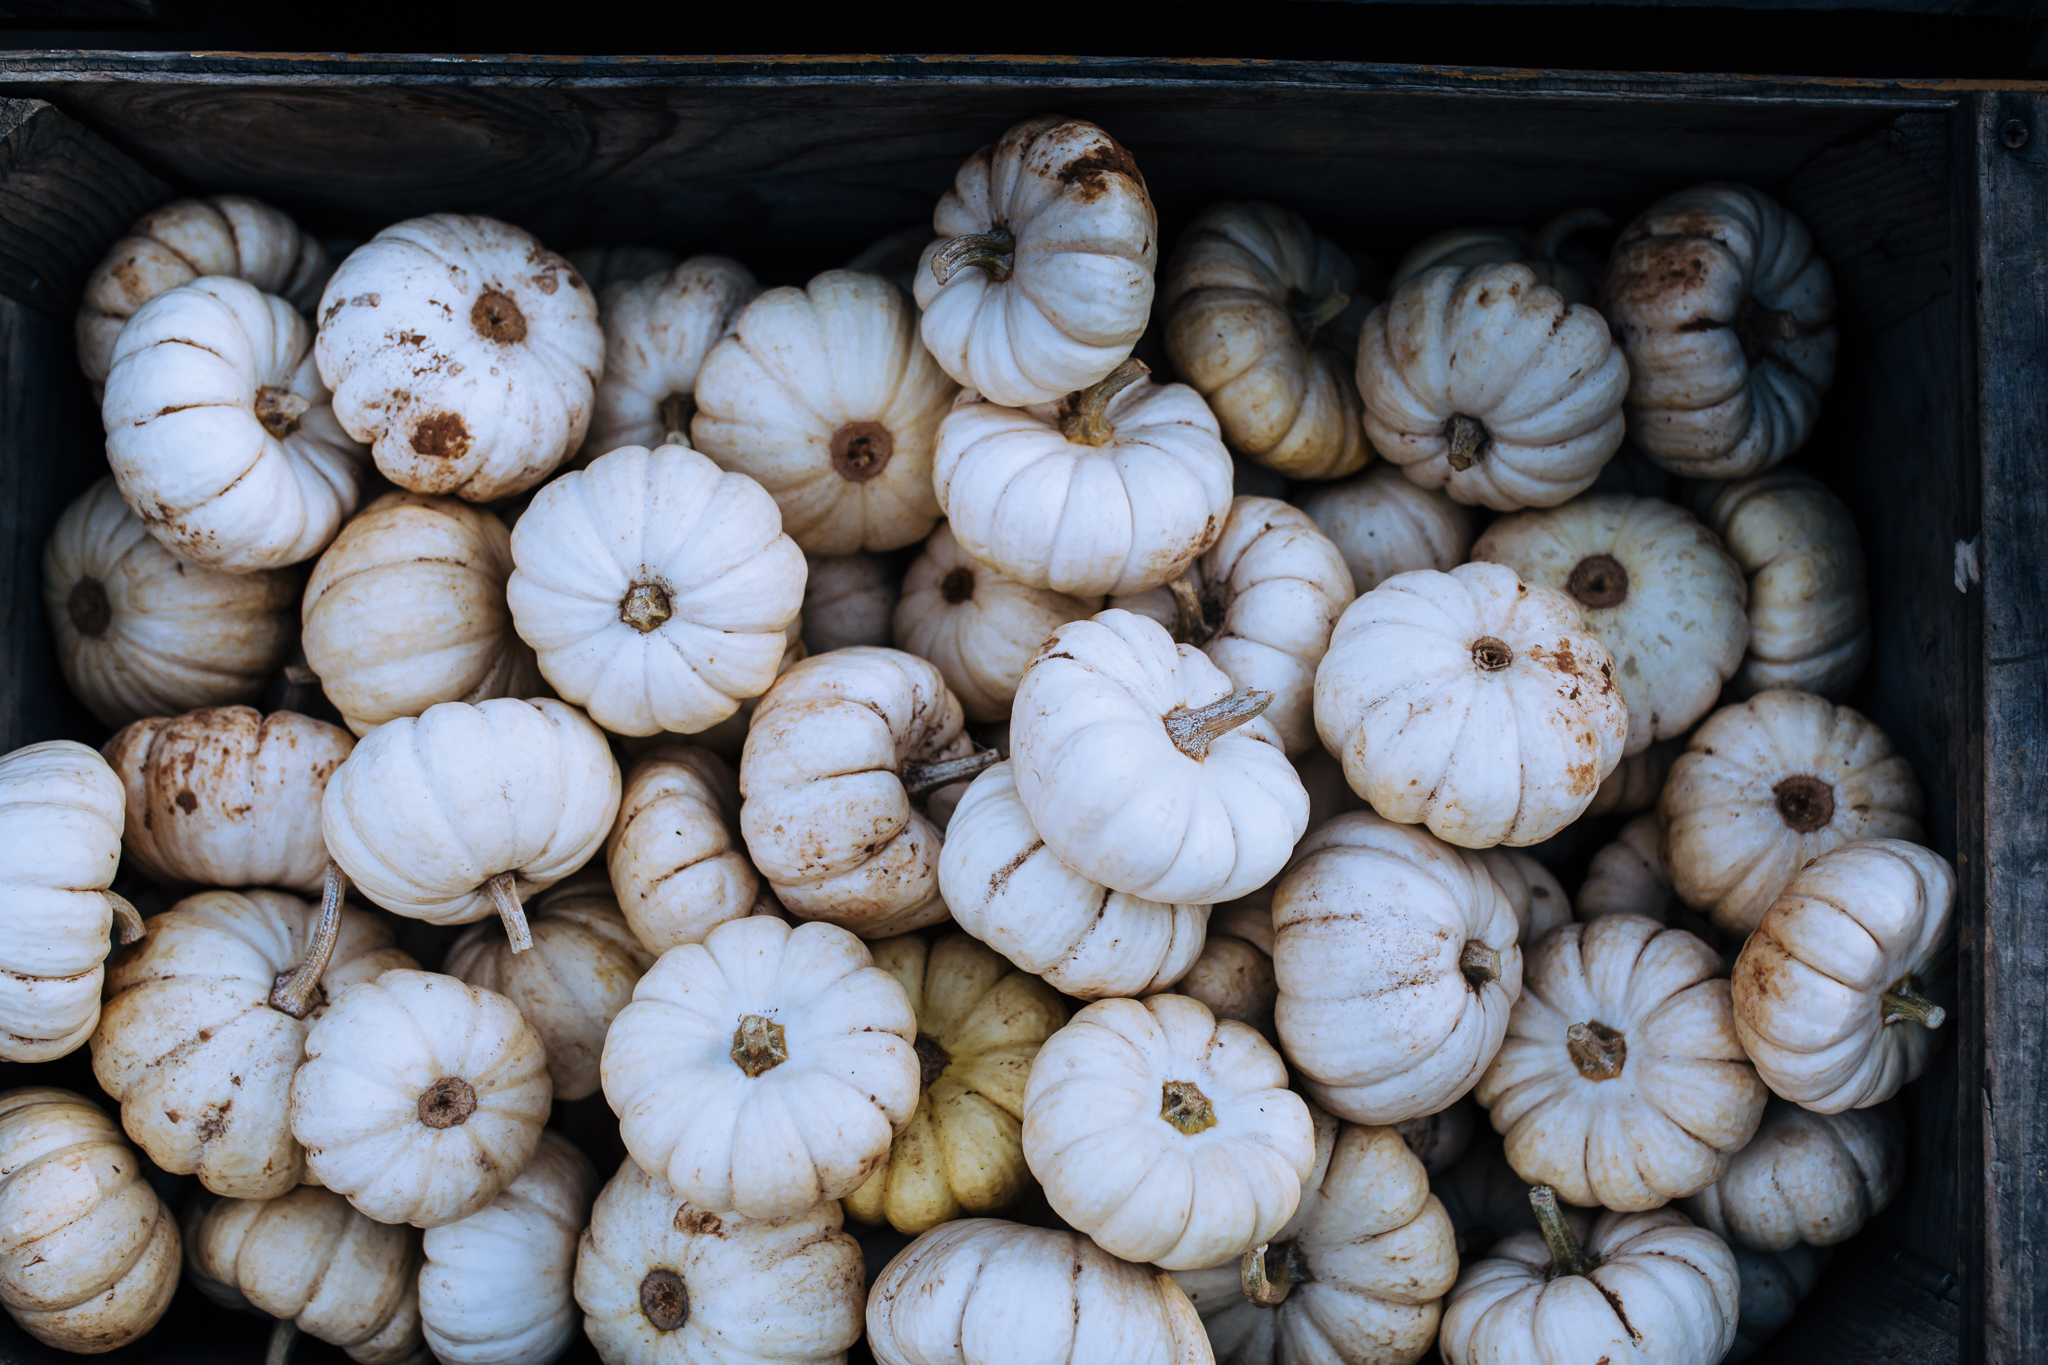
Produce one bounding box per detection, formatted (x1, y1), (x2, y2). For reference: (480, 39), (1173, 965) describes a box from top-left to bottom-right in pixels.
(1566, 553), (1630, 609)
(68, 576), (112, 638)
(417, 1076), (478, 1129)
(831, 421), (894, 482)
(1443, 413), (1490, 471)
(471, 288), (528, 344)
(1470, 636), (1514, 673)
(1566, 1020), (1627, 1081)
(1160, 1079), (1218, 1136)
(1772, 774), (1836, 833)
(638, 1269), (689, 1331)
(620, 581), (674, 634)
(731, 1013), (788, 1078)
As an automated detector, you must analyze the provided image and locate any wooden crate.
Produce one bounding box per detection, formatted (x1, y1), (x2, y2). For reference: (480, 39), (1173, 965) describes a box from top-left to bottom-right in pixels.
(0, 51), (2041, 1365)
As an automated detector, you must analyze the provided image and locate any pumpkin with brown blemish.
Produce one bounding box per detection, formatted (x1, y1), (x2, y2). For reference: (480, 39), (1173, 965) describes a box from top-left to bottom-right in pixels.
(1295, 461), (1476, 595)
(606, 745), (759, 954)
(1576, 813), (1678, 924)
(1683, 1098), (1903, 1251)
(1171, 895), (1279, 1043)
(580, 254), (759, 464)
(1390, 207), (1610, 306)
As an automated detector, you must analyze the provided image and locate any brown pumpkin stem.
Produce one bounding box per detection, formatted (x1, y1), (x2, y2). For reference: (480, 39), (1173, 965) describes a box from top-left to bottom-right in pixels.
(931, 227), (1017, 286)
(914, 1033), (953, 1089)
(1159, 1079), (1218, 1136)
(1530, 1185), (1592, 1278)
(1566, 554), (1630, 610)
(1881, 976), (1947, 1030)
(1532, 207), (1612, 261)
(619, 581), (674, 634)
(639, 1268), (689, 1331)
(1288, 285), (1352, 342)
(1163, 687), (1273, 761)
(487, 872), (533, 953)
(68, 576), (112, 638)
(104, 890), (145, 945)
(1444, 413), (1490, 471)
(1772, 775), (1836, 834)
(1059, 359), (1150, 448)
(901, 748), (1001, 797)
(416, 1076), (477, 1129)
(254, 386), (312, 440)
(1459, 940), (1502, 988)
(268, 860), (348, 1019)
(731, 1013), (789, 1077)
(1734, 301), (1805, 362)
(1168, 577), (1213, 647)
(1566, 1020), (1628, 1081)
(265, 1317), (300, 1365)
(659, 392), (695, 447)
(1240, 1240), (1306, 1307)
(471, 289), (528, 344)
(1470, 636), (1515, 673)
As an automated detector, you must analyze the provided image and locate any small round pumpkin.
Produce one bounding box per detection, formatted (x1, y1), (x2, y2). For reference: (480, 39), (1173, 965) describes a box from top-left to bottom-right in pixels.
(301, 490), (541, 737)
(1394, 1096), (1477, 1177)
(1390, 208), (1609, 306)
(1726, 1243), (1829, 1363)
(606, 744), (758, 954)
(1582, 736), (1677, 819)
(1476, 847), (1571, 947)
(1172, 898), (1278, 1043)
(0, 1088), (181, 1354)
(581, 255), (759, 460)
(691, 270), (955, 554)
(801, 552), (900, 655)
(1314, 562), (1628, 849)
(1683, 1099), (1902, 1251)
(913, 115), (1159, 407)
(1294, 462), (1475, 594)
(43, 479), (301, 728)
(1577, 814), (1677, 924)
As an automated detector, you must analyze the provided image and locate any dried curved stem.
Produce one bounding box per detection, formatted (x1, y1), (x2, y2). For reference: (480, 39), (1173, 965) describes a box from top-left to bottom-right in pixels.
(268, 861), (348, 1019)
(104, 890), (145, 945)
(1168, 578), (1211, 647)
(1881, 977), (1946, 1030)
(1240, 1243), (1293, 1307)
(1289, 285), (1352, 341)
(265, 1317), (300, 1365)
(1162, 688), (1273, 761)
(1530, 1185), (1592, 1278)
(1059, 359), (1150, 447)
(659, 392), (695, 447)
(931, 228), (1016, 286)
(487, 872), (533, 953)
(901, 748), (1001, 797)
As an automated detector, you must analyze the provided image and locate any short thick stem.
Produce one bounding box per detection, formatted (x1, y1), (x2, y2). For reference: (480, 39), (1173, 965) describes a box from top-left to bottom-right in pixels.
(931, 227), (1017, 286)
(731, 1014), (789, 1078)
(1460, 940), (1502, 989)
(901, 748), (1001, 797)
(1240, 1242), (1296, 1307)
(1289, 285), (1352, 342)
(105, 890), (145, 945)
(1530, 1185), (1592, 1278)
(265, 1317), (300, 1365)
(1881, 977), (1946, 1030)
(488, 872), (532, 953)
(254, 387), (312, 440)
(619, 581), (674, 634)
(1444, 413), (1490, 471)
(268, 861), (348, 1018)
(659, 392), (695, 447)
(1059, 358), (1150, 447)
(1162, 688), (1273, 761)
(1566, 1020), (1628, 1081)
(1159, 1079), (1218, 1136)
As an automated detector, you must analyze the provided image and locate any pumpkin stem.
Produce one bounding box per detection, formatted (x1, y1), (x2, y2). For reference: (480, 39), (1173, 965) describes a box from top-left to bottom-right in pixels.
(659, 392), (695, 447)
(268, 861), (348, 1019)
(487, 872), (533, 953)
(639, 1268), (689, 1331)
(1167, 577), (1213, 647)
(265, 1318), (300, 1365)
(1532, 207), (1612, 261)
(1159, 1079), (1218, 1136)
(67, 576), (112, 637)
(253, 386), (312, 440)
(1566, 1020), (1628, 1081)
(1239, 1241), (1303, 1307)
(901, 747), (1001, 797)
(1288, 285), (1352, 342)
(1881, 976), (1947, 1030)
(731, 1013), (789, 1078)
(1459, 940), (1502, 988)
(1162, 687), (1273, 761)
(1530, 1185), (1592, 1278)
(1734, 300), (1805, 362)
(1059, 358), (1150, 448)
(104, 890), (145, 945)
(619, 581), (674, 634)
(930, 226), (1017, 286)
(1444, 413), (1490, 471)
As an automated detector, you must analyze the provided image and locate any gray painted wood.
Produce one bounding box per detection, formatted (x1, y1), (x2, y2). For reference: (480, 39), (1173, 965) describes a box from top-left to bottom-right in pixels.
(0, 97), (167, 316)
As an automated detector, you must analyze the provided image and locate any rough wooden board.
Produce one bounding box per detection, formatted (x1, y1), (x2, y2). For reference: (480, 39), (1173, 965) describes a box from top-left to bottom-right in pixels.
(0, 96), (168, 315)
(1752, 1235), (1961, 1365)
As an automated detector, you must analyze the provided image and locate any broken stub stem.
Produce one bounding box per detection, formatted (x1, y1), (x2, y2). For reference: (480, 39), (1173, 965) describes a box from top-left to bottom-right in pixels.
(1529, 1185), (1592, 1279)
(1881, 977), (1947, 1030)
(660, 392), (695, 447)
(931, 227), (1017, 286)
(268, 860), (349, 1019)
(1168, 578), (1210, 646)
(1163, 688), (1274, 762)
(488, 872), (533, 953)
(104, 890), (145, 945)
(902, 748), (1002, 798)
(265, 1319), (300, 1365)
(1459, 940), (1502, 987)
(1059, 358), (1151, 447)
(1239, 1243), (1294, 1307)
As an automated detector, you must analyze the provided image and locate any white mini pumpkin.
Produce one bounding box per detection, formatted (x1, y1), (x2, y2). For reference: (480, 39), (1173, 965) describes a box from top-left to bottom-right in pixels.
(800, 552), (900, 654)
(77, 195), (329, 394)
(291, 969), (552, 1227)
(1170, 1110), (1459, 1365)
(1683, 1099), (1902, 1251)
(419, 1130), (599, 1365)
(913, 115), (1158, 407)
(317, 214), (604, 501)
(1692, 468), (1870, 697)
(42, 479), (301, 728)
(506, 444), (806, 737)
(1661, 691), (1924, 935)
(691, 270), (954, 554)
(1356, 263), (1627, 511)
(0, 741), (140, 1064)
(934, 365), (1234, 597)
(867, 1219), (1211, 1365)
(104, 276), (366, 572)
(1603, 184), (1836, 478)
(1023, 994), (1314, 1271)
(581, 255), (759, 460)
(1577, 814), (1677, 924)
(1010, 610), (1307, 902)
(601, 915), (919, 1218)
(1395, 1097), (1477, 1178)
(1172, 898), (1278, 1043)
(576, 1156), (864, 1365)
(1477, 914), (1767, 1210)
(1158, 201), (1370, 480)
(1582, 736), (1677, 819)
(940, 761), (1210, 999)
(606, 745), (758, 953)
(1314, 562), (1628, 848)
(1389, 208), (1609, 306)
(0, 1088), (181, 1354)
(302, 491), (541, 737)
(321, 697), (621, 951)
(1727, 1243), (1829, 1363)
(1272, 811), (1523, 1126)
(1731, 838), (1954, 1112)
(1294, 463), (1475, 594)
(1476, 848), (1572, 947)
(1473, 493), (1748, 754)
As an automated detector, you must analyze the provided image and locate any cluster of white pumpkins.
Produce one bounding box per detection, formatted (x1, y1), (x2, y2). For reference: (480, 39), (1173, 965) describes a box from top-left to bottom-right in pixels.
(0, 113), (1949, 1365)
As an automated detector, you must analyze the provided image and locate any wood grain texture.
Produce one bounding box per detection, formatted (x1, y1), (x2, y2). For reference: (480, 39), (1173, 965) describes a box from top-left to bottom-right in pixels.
(0, 96), (167, 314)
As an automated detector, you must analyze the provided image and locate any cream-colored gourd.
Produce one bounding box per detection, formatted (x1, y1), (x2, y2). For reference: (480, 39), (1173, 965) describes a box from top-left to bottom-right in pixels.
(1727, 1244), (1829, 1363)
(1477, 915), (1767, 1210)
(567, 246), (680, 295)
(935, 365), (1234, 597)
(321, 697), (621, 951)
(842, 933), (1069, 1235)
(606, 745), (758, 953)
(445, 880), (654, 1102)
(1476, 848), (1571, 947)
(290, 969), (551, 1228)
(301, 491), (541, 737)
(1395, 1097), (1476, 1177)
(0, 1088), (180, 1354)
(1684, 1099), (1902, 1250)
(1389, 209), (1609, 306)
(1159, 201), (1370, 479)
(801, 552), (900, 654)
(104, 706), (353, 894)
(1172, 898), (1278, 1043)
(601, 916), (919, 1219)
(893, 523), (1099, 723)
(739, 647), (985, 936)
(1170, 1110), (1458, 1365)
(1294, 463), (1475, 594)
(0, 742), (139, 1064)
(581, 255), (759, 460)
(867, 1219), (1213, 1365)
(1357, 263), (1627, 511)
(184, 1185), (424, 1364)
(1272, 811), (1523, 1126)
(1011, 610), (1307, 902)
(506, 444), (806, 737)
(691, 270), (954, 554)
(43, 479), (301, 727)
(1439, 1192), (1737, 1365)
(1022, 994), (1314, 1270)
(1473, 493), (1748, 754)
(1583, 737), (1677, 818)
(1661, 691), (1924, 935)
(575, 1156), (864, 1365)
(317, 214), (604, 501)
(104, 276), (366, 571)
(78, 195), (329, 394)
(1693, 468), (1870, 696)
(1314, 562), (1628, 848)
(419, 1131), (599, 1365)
(1577, 815), (1677, 923)
(914, 115), (1159, 407)
(939, 762), (1211, 999)
(92, 887), (413, 1199)
(1603, 184), (1836, 478)
(1731, 838), (1954, 1112)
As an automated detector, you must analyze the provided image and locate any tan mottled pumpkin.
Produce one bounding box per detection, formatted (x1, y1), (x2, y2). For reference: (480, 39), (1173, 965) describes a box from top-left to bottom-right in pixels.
(606, 745), (758, 953)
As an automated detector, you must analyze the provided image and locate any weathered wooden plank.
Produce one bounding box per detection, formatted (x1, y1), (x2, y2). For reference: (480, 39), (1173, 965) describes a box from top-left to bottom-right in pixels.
(0, 96), (167, 314)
